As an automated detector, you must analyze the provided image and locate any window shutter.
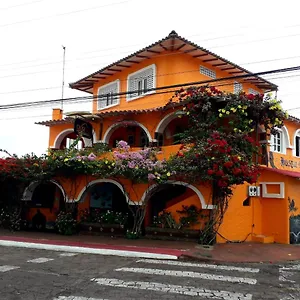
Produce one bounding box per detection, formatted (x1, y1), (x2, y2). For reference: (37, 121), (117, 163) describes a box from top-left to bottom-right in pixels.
(296, 136), (300, 156)
(128, 65), (155, 99)
(98, 80), (119, 109)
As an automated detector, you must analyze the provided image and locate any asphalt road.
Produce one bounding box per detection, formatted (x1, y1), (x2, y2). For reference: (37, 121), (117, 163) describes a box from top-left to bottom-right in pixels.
(0, 246), (299, 300)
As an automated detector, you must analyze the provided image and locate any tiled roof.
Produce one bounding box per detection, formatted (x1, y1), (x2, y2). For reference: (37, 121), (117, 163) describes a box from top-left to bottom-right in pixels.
(69, 30), (277, 94)
(35, 118), (74, 126)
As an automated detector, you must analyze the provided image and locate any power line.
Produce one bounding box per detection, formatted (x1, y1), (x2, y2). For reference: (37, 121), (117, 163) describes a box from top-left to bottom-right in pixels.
(1, 29), (300, 73)
(0, 0), (131, 28)
(0, 0), (45, 11)
(1, 65), (299, 111)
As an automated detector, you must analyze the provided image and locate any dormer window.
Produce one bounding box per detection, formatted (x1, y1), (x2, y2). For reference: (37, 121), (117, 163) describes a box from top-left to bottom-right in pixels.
(127, 64), (156, 101)
(97, 80), (120, 110)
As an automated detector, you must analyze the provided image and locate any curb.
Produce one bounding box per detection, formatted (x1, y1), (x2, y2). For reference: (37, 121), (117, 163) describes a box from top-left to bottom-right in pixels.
(0, 239), (181, 260)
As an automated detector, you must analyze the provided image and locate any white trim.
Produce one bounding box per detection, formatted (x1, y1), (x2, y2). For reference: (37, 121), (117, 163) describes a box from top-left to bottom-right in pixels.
(51, 128), (73, 149)
(21, 180), (67, 202)
(269, 126), (292, 154)
(102, 120), (152, 144)
(155, 111), (185, 134)
(0, 240), (178, 260)
(140, 180), (214, 209)
(76, 178), (129, 203)
(97, 79), (120, 111)
(126, 64), (156, 101)
(260, 182), (285, 199)
(292, 129), (300, 157)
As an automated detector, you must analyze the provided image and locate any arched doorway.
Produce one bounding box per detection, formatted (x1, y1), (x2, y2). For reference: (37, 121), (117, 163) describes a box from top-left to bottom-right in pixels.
(144, 182), (208, 231)
(103, 121), (152, 148)
(78, 181), (129, 227)
(22, 181), (65, 231)
(155, 114), (189, 146)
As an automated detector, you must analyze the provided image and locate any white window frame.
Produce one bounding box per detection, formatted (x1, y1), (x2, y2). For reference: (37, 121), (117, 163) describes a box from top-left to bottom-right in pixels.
(270, 129), (285, 154)
(293, 129), (300, 157)
(127, 64), (156, 101)
(200, 66), (216, 79)
(66, 138), (83, 150)
(97, 79), (120, 111)
(234, 81), (243, 94)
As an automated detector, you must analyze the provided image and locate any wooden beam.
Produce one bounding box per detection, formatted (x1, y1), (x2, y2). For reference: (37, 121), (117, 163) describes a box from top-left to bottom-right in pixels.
(202, 58), (218, 62)
(159, 43), (168, 51)
(116, 64), (131, 68)
(135, 54), (150, 59)
(125, 60), (139, 64)
(146, 49), (161, 54)
(107, 68), (122, 72)
(184, 48), (198, 53)
(192, 53), (209, 58)
(221, 66), (236, 71)
(176, 43), (186, 51)
(212, 62), (228, 67)
(228, 71), (245, 74)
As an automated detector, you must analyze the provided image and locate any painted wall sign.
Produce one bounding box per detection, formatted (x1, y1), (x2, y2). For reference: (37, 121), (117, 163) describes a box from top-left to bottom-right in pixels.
(280, 157), (300, 169)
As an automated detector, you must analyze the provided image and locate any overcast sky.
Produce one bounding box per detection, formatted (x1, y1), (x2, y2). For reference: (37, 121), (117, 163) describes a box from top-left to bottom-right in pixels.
(0, 0), (300, 156)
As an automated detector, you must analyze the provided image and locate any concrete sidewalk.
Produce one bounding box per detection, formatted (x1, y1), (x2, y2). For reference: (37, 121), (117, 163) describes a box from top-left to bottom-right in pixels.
(0, 230), (299, 263)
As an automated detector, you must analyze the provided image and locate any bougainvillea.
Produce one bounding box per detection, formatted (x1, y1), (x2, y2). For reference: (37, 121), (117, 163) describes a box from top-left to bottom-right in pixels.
(166, 85), (287, 244)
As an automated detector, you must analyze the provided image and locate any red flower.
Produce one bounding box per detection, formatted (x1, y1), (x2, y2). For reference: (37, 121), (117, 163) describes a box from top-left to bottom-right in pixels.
(216, 170), (224, 176)
(233, 168), (241, 175)
(224, 161), (233, 168)
(247, 94), (255, 100)
(207, 169), (214, 175)
(177, 152), (184, 157)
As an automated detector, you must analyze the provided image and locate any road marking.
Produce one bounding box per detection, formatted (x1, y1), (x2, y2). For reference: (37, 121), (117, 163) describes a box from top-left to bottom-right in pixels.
(0, 265), (20, 272)
(115, 267), (257, 285)
(0, 240), (178, 260)
(53, 297), (108, 300)
(137, 259), (260, 273)
(279, 264), (300, 283)
(92, 278), (253, 300)
(59, 253), (77, 257)
(27, 257), (54, 263)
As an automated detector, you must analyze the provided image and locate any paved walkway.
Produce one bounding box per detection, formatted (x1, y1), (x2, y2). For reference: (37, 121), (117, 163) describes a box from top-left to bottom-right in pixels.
(0, 230), (299, 262)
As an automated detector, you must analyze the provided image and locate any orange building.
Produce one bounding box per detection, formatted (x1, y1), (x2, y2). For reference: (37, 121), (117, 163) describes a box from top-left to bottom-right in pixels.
(32, 31), (300, 244)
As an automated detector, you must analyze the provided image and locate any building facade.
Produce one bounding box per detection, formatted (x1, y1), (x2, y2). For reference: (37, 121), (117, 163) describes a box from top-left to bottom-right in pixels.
(31, 31), (300, 244)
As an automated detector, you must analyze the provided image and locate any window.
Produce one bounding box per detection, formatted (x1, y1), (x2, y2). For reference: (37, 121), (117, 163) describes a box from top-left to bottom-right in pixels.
(248, 88), (258, 95)
(200, 66), (216, 79)
(295, 136), (300, 157)
(270, 131), (283, 153)
(66, 138), (83, 150)
(97, 80), (120, 110)
(127, 64), (156, 100)
(234, 81), (243, 94)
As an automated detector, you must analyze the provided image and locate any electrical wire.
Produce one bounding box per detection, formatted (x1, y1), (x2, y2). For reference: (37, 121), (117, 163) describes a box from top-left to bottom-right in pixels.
(0, 65), (299, 112)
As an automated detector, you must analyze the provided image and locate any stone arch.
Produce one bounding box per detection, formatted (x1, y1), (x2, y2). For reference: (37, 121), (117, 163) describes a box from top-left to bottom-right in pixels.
(292, 128), (300, 156)
(76, 179), (129, 203)
(282, 126), (292, 149)
(140, 180), (214, 209)
(51, 128), (74, 149)
(22, 180), (66, 202)
(102, 121), (152, 144)
(155, 111), (185, 134)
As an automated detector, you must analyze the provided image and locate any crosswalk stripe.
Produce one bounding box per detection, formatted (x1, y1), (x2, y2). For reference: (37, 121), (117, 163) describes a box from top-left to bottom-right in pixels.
(59, 253), (78, 257)
(115, 267), (257, 285)
(92, 278), (253, 300)
(136, 259), (260, 273)
(27, 257), (54, 263)
(0, 265), (20, 272)
(53, 296), (107, 300)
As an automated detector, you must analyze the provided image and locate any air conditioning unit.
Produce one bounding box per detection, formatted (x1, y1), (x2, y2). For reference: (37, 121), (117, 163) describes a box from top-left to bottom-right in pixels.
(248, 186), (261, 197)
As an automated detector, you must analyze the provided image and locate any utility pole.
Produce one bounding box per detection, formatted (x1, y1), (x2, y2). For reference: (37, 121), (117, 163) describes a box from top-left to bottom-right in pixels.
(61, 45), (66, 110)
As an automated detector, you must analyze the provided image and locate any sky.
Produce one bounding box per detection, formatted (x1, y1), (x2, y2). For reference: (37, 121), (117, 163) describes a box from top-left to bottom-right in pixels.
(0, 0), (300, 156)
